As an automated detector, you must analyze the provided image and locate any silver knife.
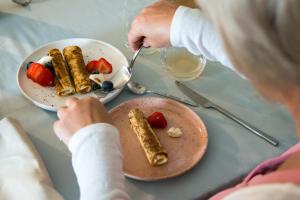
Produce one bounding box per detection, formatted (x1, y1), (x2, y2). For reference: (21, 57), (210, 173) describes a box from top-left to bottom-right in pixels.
(175, 81), (279, 147)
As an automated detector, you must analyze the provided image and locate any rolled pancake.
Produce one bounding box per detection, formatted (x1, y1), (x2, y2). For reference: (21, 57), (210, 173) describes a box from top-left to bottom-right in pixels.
(128, 108), (168, 166)
(49, 49), (75, 96)
(54, 78), (68, 97)
(63, 46), (91, 94)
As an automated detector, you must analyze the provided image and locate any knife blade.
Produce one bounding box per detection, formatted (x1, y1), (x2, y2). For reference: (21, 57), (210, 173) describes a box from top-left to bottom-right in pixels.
(175, 81), (214, 108)
(175, 81), (279, 147)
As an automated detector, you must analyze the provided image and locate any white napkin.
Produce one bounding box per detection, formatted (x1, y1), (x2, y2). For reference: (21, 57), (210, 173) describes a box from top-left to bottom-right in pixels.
(0, 117), (64, 200)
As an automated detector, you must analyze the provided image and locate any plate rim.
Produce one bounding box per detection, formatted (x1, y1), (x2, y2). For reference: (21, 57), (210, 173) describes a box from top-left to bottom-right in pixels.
(17, 38), (128, 112)
(109, 96), (208, 181)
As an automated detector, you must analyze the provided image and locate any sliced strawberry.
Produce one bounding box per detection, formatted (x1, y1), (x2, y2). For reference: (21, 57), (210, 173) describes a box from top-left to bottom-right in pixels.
(96, 58), (112, 74)
(37, 68), (54, 86)
(27, 63), (54, 87)
(86, 60), (98, 73)
(27, 63), (43, 79)
(147, 112), (168, 129)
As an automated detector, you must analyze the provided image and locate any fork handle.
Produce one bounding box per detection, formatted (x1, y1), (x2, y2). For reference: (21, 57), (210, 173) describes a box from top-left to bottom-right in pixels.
(149, 91), (198, 107)
(210, 104), (279, 146)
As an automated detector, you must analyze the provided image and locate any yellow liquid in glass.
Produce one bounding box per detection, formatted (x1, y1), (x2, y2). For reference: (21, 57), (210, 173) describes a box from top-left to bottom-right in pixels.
(165, 50), (205, 80)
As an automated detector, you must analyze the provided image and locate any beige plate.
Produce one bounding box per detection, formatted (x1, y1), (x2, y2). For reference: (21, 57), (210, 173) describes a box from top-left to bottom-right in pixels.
(110, 97), (208, 181)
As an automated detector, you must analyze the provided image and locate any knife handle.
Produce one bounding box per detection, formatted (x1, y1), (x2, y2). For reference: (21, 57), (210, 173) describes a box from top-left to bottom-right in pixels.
(149, 91), (198, 107)
(211, 104), (279, 146)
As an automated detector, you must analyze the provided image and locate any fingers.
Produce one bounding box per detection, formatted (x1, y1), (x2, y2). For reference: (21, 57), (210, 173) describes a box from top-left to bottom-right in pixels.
(128, 30), (144, 51)
(53, 96), (111, 145)
(53, 120), (63, 140)
(57, 97), (78, 119)
(57, 97), (80, 120)
(55, 107), (68, 142)
(128, 17), (146, 51)
(143, 38), (151, 48)
(65, 97), (78, 107)
(54, 116), (71, 144)
(57, 106), (67, 119)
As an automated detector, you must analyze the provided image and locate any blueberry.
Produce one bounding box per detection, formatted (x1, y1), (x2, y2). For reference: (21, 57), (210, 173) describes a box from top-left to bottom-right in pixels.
(26, 61), (34, 70)
(92, 83), (102, 91)
(45, 62), (53, 69)
(45, 62), (55, 74)
(102, 81), (114, 92)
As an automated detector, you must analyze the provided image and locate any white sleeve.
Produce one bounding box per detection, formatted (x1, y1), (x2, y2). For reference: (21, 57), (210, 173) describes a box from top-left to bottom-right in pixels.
(223, 183), (300, 200)
(68, 123), (129, 200)
(170, 6), (234, 70)
(0, 117), (64, 200)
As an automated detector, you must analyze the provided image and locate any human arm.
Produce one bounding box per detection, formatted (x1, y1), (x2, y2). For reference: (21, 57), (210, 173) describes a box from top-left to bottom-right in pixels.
(54, 97), (129, 200)
(222, 184), (300, 200)
(128, 0), (233, 69)
(0, 117), (64, 200)
(170, 6), (233, 69)
(68, 123), (129, 200)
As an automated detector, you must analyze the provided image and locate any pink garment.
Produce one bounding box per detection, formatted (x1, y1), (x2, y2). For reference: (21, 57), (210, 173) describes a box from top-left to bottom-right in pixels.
(210, 142), (300, 200)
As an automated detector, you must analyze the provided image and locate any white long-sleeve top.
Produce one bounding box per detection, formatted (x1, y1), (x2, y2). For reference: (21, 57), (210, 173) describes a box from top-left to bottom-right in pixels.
(68, 124), (129, 200)
(0, 117), (64, 200)
(170, 6), (233, 69)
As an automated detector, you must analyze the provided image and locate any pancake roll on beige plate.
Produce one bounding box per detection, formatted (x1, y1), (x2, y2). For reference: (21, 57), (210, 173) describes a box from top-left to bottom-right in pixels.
(49, 48), (75, 96)
(128, 108), (168, 166)
(63, 46), (91, 93)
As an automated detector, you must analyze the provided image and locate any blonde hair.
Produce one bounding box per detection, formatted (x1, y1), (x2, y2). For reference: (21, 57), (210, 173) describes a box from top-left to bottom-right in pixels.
(199, 0), (300, 89)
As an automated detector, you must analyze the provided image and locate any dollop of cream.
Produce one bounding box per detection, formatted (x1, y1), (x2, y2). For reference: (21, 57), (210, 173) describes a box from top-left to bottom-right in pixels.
(167, 127), (183, 138)
(37, 56), (53, 65)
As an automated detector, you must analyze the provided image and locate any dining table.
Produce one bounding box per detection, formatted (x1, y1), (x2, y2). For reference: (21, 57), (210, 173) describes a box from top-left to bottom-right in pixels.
(0, 0), (298, 199)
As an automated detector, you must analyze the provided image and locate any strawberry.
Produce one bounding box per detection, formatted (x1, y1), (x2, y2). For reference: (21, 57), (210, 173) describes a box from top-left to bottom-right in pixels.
(86, 58), (112, 74)
(147, 112), (168, 129)
(97, 58), (112, 74)
(86, 60), (98, 73)
(26, 63), (54, 87)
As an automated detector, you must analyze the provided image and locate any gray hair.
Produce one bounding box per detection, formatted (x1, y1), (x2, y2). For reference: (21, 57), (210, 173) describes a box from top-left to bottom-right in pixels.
(199, 0), (300, 89)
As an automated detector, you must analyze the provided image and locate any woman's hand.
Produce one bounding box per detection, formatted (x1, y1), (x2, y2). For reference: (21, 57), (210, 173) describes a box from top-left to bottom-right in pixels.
(53, 97), (112, 145)
(128, 0), (179, 51)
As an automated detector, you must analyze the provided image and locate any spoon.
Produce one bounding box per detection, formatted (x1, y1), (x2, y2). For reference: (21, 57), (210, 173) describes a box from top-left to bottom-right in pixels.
(110, 46), (143, 89)
(127, 81), (198, 107)
(90, 46), (143, 93)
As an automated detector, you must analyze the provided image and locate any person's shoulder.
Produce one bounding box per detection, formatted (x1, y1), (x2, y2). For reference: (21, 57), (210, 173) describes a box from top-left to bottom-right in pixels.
(223, 183), (300, 200)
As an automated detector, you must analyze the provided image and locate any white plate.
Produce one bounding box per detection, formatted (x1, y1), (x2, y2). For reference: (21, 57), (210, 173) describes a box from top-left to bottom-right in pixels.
(17, 38), (128, 112)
